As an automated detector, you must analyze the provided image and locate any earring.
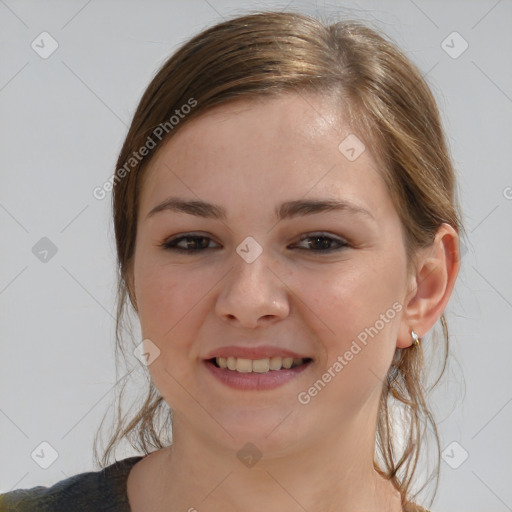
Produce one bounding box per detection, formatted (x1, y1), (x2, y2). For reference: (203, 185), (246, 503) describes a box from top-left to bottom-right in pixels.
(411, 330), (420, 347)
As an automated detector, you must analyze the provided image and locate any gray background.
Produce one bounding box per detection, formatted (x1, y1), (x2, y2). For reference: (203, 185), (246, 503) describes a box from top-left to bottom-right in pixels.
(1, 1), (511, 511)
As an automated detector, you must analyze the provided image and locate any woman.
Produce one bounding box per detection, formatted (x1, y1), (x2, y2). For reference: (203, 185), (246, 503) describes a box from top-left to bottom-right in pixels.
(1, 10), (461, 512)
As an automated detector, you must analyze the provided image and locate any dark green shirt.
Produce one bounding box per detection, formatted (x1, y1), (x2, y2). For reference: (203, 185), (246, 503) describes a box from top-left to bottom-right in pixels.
(0, 456), (143, 511)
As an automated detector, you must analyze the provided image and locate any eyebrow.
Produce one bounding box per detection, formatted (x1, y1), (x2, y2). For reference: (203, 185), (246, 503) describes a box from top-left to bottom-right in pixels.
(146, 197), (375, 222)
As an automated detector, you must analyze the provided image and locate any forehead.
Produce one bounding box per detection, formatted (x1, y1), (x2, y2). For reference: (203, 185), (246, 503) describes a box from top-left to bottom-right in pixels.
(138, 92), (390, 220)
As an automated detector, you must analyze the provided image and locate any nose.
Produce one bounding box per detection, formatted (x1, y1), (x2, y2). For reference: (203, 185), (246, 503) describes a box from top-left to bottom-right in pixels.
(214, 249), (290, 328)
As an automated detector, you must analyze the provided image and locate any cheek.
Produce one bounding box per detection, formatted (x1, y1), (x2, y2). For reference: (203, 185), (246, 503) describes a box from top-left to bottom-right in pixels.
(134, 258), (204, 351)
(293, 262), (404, 413)
(134, 262), (208, 406)
(302, 257), (404, 370)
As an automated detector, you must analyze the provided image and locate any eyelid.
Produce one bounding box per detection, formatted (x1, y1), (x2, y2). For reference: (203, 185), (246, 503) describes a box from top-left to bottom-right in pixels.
(292, 232), (349, 251)
(161, 231), (350, 253)
(295, 231), (348, 243)
(160, 232), (220, 250)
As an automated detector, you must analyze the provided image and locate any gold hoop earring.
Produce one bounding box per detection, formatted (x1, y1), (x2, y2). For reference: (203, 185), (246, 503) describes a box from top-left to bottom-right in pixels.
(411, 330), (420, 347)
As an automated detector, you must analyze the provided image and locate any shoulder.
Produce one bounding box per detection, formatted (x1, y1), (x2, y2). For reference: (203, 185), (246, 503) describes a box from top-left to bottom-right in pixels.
(0, 456), (144, 512)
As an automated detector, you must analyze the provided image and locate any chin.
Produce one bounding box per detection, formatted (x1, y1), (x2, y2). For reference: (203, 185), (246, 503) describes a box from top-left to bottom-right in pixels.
(212, 411), (307, 453)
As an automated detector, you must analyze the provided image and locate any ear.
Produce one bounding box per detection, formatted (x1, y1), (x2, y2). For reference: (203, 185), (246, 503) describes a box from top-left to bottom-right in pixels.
(397, 223), (460, 348)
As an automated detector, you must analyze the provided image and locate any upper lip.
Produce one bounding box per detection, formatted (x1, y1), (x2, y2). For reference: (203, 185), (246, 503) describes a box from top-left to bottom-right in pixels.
(204, 345), (312, 360)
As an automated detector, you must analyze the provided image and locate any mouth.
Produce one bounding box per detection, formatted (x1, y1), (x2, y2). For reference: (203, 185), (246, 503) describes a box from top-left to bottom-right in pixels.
(203, 347), (314, 390)
(206, 356), (313, 373)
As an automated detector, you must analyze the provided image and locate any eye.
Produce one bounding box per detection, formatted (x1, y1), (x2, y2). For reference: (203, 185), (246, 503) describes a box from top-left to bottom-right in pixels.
(160, 232), (349, 254)
(292, 233), (349, 252)
(160, 234), (220, 252)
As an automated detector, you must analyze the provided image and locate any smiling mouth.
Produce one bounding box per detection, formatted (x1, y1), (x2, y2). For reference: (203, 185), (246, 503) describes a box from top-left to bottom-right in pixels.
(208, 356), (313, 373)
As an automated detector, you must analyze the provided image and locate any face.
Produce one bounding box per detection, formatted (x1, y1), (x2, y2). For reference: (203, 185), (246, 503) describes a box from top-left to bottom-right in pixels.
(130, 93), (410, 454)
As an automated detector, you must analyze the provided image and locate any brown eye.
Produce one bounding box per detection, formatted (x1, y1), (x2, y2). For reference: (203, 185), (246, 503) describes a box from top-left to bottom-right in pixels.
(162, 235), (219, 252)
(293, 233), (349, 252)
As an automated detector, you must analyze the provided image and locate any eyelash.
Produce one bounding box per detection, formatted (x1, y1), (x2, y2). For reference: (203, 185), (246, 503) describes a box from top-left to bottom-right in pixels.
(160, 233), (349, 254)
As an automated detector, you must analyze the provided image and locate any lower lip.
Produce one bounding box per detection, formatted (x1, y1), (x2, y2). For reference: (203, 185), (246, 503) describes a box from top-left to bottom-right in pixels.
(204, 359), (313, 390)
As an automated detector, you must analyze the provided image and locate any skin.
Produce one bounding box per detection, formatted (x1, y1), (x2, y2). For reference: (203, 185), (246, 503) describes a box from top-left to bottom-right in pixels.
(125, 92), (460, 512)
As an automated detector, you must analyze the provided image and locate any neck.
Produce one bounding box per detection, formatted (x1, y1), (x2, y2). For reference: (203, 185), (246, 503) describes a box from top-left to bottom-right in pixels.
(140, 411), (402, 512)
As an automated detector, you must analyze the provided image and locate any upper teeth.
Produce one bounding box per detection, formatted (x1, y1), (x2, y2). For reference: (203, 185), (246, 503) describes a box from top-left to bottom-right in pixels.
(215, 356), (305, 373)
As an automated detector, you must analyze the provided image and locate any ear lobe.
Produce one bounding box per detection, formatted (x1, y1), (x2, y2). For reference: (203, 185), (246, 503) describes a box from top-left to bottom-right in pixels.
(397, 223), (460, 348)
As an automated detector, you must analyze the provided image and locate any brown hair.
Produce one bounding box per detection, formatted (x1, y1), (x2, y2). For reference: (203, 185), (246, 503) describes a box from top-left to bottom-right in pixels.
(94, 10), (462, 509)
